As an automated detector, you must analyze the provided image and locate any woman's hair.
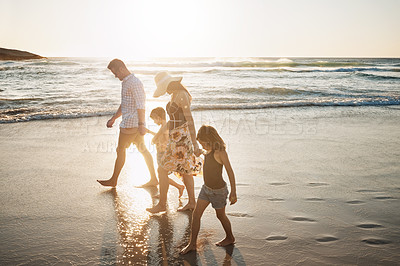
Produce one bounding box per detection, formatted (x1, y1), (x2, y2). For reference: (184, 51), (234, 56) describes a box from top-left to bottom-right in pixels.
(166, 81), (192, 102)
(196, 125), (226, 151)
(150, 107), (166, 120)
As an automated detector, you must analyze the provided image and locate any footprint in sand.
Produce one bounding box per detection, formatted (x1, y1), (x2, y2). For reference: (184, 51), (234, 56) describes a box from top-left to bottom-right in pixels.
(268, 198), (285, 202)
(362, 238), (391, 245)
(236, 183), (250, 187)
(269, 182), (289, 186)
(266, 235), (288, 241)
(357, 223), (383, 229)
(316, 236), (339, 243)
(307, 182), (329, 187)
(346, 200), (365, 205)
(227, 212), (253, 218)
(290, 217), (316, 222)
(305, 198), (325, 202)
(356, 189), (380, 193)
(374, 196), (395, 200)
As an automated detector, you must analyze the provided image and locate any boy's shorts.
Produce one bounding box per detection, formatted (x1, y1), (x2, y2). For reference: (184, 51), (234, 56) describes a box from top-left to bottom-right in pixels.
(157, 150), (165, 166)
(198, 183), (229, 209)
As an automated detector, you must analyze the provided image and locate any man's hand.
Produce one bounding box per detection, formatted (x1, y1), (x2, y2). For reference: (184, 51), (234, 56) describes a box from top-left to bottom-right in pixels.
(107, 118), (115, 128)
(139, 125), (146, 135)
(229, 191), (237, 205)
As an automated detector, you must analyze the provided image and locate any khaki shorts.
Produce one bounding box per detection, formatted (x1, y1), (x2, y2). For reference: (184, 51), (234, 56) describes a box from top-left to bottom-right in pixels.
(117, 128), (147, 153)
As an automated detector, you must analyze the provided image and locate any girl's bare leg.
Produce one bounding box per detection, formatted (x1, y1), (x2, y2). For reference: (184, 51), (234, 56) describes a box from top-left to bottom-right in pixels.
(180, 199), (210, 254)
(215, 207), (235, 246)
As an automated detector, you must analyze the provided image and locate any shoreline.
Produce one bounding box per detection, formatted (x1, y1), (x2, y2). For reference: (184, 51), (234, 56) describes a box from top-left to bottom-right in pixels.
(1, 106), (399, 265)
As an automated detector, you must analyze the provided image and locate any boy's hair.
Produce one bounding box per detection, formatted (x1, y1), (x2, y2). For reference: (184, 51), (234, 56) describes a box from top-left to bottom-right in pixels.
(196, 125), (226, 151)
(150, 107), (166, 120)
(107, 59), (127, 70)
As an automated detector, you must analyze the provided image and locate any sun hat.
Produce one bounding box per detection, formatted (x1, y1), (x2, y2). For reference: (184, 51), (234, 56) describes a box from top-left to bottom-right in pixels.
(153, 72), (183, 97)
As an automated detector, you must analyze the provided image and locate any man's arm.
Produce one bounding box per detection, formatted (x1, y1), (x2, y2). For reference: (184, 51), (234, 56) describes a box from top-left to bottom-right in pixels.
(107, 105), (122, 128)
(137, 109), (146, 135)
(133, 80), (146, 135)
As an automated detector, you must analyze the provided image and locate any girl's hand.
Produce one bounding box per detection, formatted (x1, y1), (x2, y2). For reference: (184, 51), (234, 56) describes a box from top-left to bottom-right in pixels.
(229, 192), (237, 205)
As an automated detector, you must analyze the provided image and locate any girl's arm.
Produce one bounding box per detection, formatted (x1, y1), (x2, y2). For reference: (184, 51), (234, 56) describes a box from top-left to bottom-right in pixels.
(218, 150), (237, 205)
(176, 91), (201, 156)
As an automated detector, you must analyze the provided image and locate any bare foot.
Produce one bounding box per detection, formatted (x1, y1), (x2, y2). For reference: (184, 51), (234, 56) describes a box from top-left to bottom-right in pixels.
(97, 179), (117, 187)
(146, 204), (166, 213)
(177, 203), (195, 212)
(216, 237), (235, 247)
(136, 180), (158, 188)
(178, 185), (185, 198)
(180, 244), (196, 255)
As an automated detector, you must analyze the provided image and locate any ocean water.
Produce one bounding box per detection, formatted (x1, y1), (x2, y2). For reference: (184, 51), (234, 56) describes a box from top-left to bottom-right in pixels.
(1, 57), (399, 123)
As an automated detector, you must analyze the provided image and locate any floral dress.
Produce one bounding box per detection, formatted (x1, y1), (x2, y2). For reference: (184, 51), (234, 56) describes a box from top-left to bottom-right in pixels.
(160, 101), (202, 176)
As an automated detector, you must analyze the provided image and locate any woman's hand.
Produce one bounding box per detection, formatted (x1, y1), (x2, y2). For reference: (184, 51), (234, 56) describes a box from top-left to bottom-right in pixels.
(193, 142), (202, 157)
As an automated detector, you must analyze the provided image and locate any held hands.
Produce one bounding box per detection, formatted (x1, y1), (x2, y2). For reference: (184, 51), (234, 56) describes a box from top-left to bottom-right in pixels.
(106, 118), (115, 128)
(193, 143), (202, 157)
(139, 125), (146, 136)
(229, 191), (237, 205)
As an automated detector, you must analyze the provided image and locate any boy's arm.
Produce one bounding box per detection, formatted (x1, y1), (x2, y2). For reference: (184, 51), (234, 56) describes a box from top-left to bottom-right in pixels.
(146, 128), (157, 136)
(153, 122), (168, 142)
(219, 150), (237, 205)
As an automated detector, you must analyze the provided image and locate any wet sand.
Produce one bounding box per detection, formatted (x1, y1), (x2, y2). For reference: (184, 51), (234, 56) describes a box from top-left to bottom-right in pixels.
(1, 106), (400, 265)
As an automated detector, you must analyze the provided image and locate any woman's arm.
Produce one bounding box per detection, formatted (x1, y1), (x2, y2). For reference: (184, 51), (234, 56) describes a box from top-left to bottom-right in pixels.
(176, 91), (201, 156)
(218, 150), (237, 205)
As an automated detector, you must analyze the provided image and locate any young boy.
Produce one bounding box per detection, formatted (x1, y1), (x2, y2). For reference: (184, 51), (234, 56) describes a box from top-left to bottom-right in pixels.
(180, 125), (237, 254)
(148, 107), (185, 197)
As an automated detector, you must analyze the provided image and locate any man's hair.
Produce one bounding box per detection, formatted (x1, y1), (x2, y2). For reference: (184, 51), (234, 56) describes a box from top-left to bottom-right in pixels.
(150, 107), (166, 120)
(197, 125), (226, 151)
(107, 59), (127, 70)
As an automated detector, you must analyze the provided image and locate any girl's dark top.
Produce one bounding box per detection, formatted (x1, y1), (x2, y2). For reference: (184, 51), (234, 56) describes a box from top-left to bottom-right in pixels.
(203, 149), (225, 189)
(166, 101), (187, 130)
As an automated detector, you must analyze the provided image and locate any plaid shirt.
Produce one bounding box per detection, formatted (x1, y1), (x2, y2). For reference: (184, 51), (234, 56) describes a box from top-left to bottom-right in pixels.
(120, 74), (146, 128)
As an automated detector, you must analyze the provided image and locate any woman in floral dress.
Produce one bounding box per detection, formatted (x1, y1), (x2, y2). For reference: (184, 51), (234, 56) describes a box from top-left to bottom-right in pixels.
(147, 72), (202, 213)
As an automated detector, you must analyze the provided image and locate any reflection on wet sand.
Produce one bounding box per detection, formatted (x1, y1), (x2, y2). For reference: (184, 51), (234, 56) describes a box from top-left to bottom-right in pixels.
(100, 186), (245, 265)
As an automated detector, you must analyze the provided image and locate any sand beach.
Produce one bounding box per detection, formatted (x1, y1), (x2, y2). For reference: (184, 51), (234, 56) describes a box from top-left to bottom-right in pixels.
(1, 106), (399, 265)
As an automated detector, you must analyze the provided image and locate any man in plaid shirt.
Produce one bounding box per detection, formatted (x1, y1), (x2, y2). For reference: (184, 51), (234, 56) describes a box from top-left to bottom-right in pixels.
(97, 59), (158, 187)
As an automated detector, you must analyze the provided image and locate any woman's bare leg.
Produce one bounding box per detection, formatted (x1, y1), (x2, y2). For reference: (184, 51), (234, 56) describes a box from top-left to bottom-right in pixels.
(178, 174), (196, 211)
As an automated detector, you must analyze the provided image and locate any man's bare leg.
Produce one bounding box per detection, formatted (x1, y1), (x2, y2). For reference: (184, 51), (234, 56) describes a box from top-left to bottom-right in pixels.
(97, 147), (126, 187)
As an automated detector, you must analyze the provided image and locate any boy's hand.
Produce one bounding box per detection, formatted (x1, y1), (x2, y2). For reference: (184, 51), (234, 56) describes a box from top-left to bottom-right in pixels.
(229, 192), (237, 205)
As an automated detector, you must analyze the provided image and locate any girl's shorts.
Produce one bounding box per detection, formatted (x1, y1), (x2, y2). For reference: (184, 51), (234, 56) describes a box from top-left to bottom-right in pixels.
(198, 183), (229, 209)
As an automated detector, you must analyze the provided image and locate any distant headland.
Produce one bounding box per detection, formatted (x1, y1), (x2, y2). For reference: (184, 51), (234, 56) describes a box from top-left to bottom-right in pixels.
(0, 47), (46, 60)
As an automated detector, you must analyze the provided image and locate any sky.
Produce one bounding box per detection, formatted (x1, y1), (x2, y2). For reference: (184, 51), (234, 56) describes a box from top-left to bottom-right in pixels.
(1, 0), (400, 58)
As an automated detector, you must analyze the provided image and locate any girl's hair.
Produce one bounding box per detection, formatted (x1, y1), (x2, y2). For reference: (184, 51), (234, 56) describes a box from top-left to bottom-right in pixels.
(166, 81), (193, 102)
(150, 107), (166, 120)
(196, 125), (226, 151)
